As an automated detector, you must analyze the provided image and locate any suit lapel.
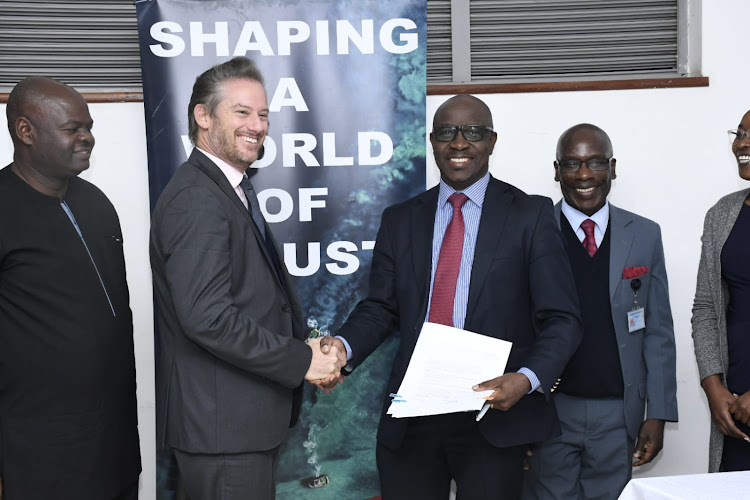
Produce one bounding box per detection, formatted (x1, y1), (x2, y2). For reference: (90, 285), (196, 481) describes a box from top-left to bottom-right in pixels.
(466, 179), (513, 324)
(608, 204), (634, 301)
(412, 189), (438, 320)
(190, 149), (254, 221)
(555, 200), (633, 301)
(189, 149), (283, 288)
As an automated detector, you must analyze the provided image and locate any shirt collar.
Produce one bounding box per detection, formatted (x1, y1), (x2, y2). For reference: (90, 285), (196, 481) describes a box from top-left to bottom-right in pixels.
(438, 172), (490, 208)
(196, 147), (246, 189)
(561, 198), (609, 232)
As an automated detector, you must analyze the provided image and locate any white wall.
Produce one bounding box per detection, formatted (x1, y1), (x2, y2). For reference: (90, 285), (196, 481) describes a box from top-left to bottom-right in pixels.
(0, 1), (747, 496)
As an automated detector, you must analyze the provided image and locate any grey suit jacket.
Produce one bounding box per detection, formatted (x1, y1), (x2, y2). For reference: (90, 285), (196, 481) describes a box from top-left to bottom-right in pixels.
(692, 187), (750, 472)
(555, 202), (678, 440)
(151, 149), (311, 454)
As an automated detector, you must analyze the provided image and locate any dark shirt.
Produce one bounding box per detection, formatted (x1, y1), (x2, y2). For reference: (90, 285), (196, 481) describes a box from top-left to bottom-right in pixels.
(721, 203), (750, 395)
(0, 165), (140, 499)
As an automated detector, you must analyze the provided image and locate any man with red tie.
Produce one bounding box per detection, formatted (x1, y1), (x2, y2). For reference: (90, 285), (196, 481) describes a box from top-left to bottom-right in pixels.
(319, 95), (582, 499)
(523, 124), (678, 500)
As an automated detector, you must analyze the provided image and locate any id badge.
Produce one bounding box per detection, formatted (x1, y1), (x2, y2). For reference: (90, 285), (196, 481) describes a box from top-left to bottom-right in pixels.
(627, 307), (645, 332)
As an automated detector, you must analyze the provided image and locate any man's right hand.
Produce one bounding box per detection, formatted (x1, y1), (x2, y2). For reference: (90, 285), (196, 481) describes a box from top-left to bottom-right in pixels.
(320, 336), (347, 367)
(311, 336), (348, 392)
(305, 337), (344, 382)
(702, 374), (750, 440)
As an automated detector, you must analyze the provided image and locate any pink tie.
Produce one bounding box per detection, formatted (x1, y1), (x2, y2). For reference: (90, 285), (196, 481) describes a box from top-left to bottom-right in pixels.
(581, 219), (597, 257)
(429, 193), (469, 326)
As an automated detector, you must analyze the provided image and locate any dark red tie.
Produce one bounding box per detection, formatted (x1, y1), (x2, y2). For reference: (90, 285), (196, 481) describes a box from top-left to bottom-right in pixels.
(581, 219), (597, 257)
(429, 193), (469, 326)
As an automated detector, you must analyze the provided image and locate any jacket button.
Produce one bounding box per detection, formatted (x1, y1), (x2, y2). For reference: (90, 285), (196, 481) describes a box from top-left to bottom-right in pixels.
(282, 303), (290, 312)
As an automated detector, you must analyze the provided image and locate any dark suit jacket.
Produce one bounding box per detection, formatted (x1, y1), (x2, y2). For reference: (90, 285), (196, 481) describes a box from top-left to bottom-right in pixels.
(339, 176), (583, 450)
(554, 202), (678, 440)
(150, 149), (311, 454)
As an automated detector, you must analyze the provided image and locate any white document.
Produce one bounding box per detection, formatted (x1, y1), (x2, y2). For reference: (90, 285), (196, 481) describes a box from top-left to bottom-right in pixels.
(387, 322), (513, 418)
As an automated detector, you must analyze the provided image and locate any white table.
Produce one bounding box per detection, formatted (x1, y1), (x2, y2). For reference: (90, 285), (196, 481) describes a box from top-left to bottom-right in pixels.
(618, 471), (750, 499)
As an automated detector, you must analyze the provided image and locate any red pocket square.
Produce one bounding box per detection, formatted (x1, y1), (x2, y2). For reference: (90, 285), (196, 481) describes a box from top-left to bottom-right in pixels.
(622, 266), (649, 279)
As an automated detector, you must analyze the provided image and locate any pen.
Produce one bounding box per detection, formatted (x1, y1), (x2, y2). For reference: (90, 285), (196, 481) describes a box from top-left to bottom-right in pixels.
(476, 401), (491, 422)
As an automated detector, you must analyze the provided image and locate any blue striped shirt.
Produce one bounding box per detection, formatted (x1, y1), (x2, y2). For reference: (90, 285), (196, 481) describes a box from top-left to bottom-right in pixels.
(342, 173), (540, 391)
(427, 173), (539, 392)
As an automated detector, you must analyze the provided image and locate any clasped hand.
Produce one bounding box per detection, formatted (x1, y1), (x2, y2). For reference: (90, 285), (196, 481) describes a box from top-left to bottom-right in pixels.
(304, 337), (347, 390)
(702, 375), (750, 441)
(729, 391), (750, 429)
(305, 336), (347, 392)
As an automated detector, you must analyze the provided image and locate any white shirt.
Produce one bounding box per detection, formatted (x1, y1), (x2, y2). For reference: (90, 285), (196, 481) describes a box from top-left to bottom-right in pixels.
(560, 198), (609, 246)
(196, 147), (249, 210)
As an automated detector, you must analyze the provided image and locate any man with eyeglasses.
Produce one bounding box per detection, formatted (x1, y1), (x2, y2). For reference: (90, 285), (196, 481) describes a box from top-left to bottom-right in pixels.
(317, 94), (582, 499)
(523, 124), (677, 500)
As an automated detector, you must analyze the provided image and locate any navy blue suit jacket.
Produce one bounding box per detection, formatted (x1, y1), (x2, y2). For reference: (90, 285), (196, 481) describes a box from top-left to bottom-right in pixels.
(339, 176), (583, 450)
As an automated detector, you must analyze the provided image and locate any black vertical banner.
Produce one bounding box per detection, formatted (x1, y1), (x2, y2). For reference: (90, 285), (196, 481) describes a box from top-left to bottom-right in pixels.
(135, 1), (426, 498)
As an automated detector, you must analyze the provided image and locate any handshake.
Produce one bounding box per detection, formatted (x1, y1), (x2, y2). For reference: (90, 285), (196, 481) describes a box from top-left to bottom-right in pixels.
(304, 336), (348, 391)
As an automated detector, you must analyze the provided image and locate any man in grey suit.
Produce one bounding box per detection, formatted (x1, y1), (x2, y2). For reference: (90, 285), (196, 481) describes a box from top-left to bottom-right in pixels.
(523, 124), (678, 500)
(150, 57), (343, 500)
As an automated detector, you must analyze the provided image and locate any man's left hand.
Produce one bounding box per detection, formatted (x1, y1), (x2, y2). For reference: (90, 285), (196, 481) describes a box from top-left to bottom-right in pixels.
(632, 419), (665, 466)
(473, 373), (531, 411)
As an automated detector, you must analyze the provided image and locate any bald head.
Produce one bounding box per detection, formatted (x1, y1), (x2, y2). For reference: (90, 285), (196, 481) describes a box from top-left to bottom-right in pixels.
(6, 76), (94, 194)
(430, 94), (497, 191)
(554, 123), (616, 217)
(433, 94), (494, 130)
(7, 77), (86, 144)
(556, 123), (613, 160)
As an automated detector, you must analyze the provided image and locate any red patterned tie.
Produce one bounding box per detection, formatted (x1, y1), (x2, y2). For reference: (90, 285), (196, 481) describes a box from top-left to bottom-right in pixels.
(429, 193), (469, 326)
(581, 218), (597, 257)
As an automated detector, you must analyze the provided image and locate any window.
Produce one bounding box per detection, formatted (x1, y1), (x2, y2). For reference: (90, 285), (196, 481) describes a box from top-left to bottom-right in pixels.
(1, 0), (704, 96)
(427, 0), (704, 90)
(0, 0), (141, 94)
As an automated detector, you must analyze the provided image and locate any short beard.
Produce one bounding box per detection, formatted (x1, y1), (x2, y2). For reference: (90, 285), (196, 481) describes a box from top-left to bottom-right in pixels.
(208, 125), (256, 169)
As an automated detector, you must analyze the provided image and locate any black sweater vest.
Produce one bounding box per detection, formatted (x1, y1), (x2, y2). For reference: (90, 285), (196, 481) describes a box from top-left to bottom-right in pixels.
(557, 214), (624, 398)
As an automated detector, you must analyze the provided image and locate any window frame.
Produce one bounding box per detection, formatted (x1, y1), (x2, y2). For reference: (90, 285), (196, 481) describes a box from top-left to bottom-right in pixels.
(426, 0), (707, 95)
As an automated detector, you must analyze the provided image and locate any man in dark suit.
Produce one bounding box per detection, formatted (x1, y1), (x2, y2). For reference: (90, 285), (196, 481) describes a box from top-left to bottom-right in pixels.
(0, 77), (140, 499)
(318, 94), (582, 499)
(523, 124), (678, 500)
(150, 57), (343, 500)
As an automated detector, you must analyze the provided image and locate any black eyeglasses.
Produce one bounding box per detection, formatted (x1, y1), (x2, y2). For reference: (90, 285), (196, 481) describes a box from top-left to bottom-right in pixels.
(556, 158), (612, 172)
(432, 125), (494, 142)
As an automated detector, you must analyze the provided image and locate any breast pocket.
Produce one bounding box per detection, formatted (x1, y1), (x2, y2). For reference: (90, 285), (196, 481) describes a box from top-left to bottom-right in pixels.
(619, 274), (651, 308)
